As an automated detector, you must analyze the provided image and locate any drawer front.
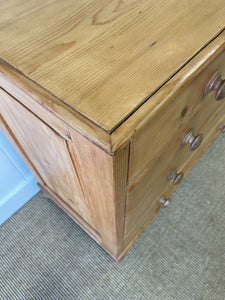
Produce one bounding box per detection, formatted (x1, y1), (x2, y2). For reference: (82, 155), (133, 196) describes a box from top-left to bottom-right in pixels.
(124, 99), (225, 243)
(129, 49), (225, 181)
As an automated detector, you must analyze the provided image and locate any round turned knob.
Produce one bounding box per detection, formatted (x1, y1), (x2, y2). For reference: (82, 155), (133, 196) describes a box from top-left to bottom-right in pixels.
(183, 129), (203, 151)
(159, 197), (171, 208)
(168, 169), (184, 185)
(204, 70), (225, 101)
(218, 124), (225, 133)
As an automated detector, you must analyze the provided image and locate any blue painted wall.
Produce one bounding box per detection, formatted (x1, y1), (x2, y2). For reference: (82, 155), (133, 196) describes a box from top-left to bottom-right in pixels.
(0, 130), (40, 225)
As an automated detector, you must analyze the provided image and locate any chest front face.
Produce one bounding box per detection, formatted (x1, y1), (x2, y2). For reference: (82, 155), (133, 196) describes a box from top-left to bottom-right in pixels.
(0, 0), (225, 260)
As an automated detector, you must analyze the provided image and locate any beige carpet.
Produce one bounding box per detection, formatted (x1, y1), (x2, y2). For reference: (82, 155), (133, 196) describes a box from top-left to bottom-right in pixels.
(0, 134), (225, 299)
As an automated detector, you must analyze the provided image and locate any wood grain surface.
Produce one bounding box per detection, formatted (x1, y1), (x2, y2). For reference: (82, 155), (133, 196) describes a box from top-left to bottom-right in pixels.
(1, 0), (224, 131)
(0, 60), (112, 152)
(0, 87), (130, 259)
(129, 49), (225, 181)
(1, 1), (225, 260)
(124, 96), (225, 246)
(68, 128), (129, 256)
(111, 31), (225, 152)
(0, 89), (94, 227)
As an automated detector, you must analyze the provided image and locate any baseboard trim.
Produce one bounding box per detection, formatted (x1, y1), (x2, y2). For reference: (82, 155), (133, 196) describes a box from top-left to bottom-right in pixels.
(0, 177), (40, 225)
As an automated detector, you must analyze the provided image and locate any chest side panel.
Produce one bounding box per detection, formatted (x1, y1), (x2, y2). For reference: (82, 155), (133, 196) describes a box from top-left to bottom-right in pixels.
(0, 89), (94, 227)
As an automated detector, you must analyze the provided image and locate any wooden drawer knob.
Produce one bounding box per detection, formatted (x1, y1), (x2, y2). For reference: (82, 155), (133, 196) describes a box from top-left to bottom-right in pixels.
(204, 70), (225, 101)
(168, 169), (184, 185)
(159, 197), (171, 208)
(218, 124), (225, 133)
(183, 129), (203, 151)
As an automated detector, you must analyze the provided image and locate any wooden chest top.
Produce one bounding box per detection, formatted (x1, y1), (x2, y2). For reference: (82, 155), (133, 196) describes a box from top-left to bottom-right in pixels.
(1, 0), (225, 261)
(1, 0), (224, 132)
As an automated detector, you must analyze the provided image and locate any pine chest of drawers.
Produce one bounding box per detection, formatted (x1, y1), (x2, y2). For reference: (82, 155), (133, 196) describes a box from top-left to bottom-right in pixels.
(0, 0), (225, 261)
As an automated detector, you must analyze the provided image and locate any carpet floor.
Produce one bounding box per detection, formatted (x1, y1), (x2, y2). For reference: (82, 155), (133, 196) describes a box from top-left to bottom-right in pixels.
(0, 134), (225, 300)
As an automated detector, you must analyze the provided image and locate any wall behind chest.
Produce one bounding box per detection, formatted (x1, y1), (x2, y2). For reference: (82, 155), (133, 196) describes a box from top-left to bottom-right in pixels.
(0, 130), (40, 225)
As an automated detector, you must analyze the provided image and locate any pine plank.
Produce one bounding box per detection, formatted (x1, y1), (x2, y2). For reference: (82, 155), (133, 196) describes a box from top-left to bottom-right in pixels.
(0, 0), (224, 131)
